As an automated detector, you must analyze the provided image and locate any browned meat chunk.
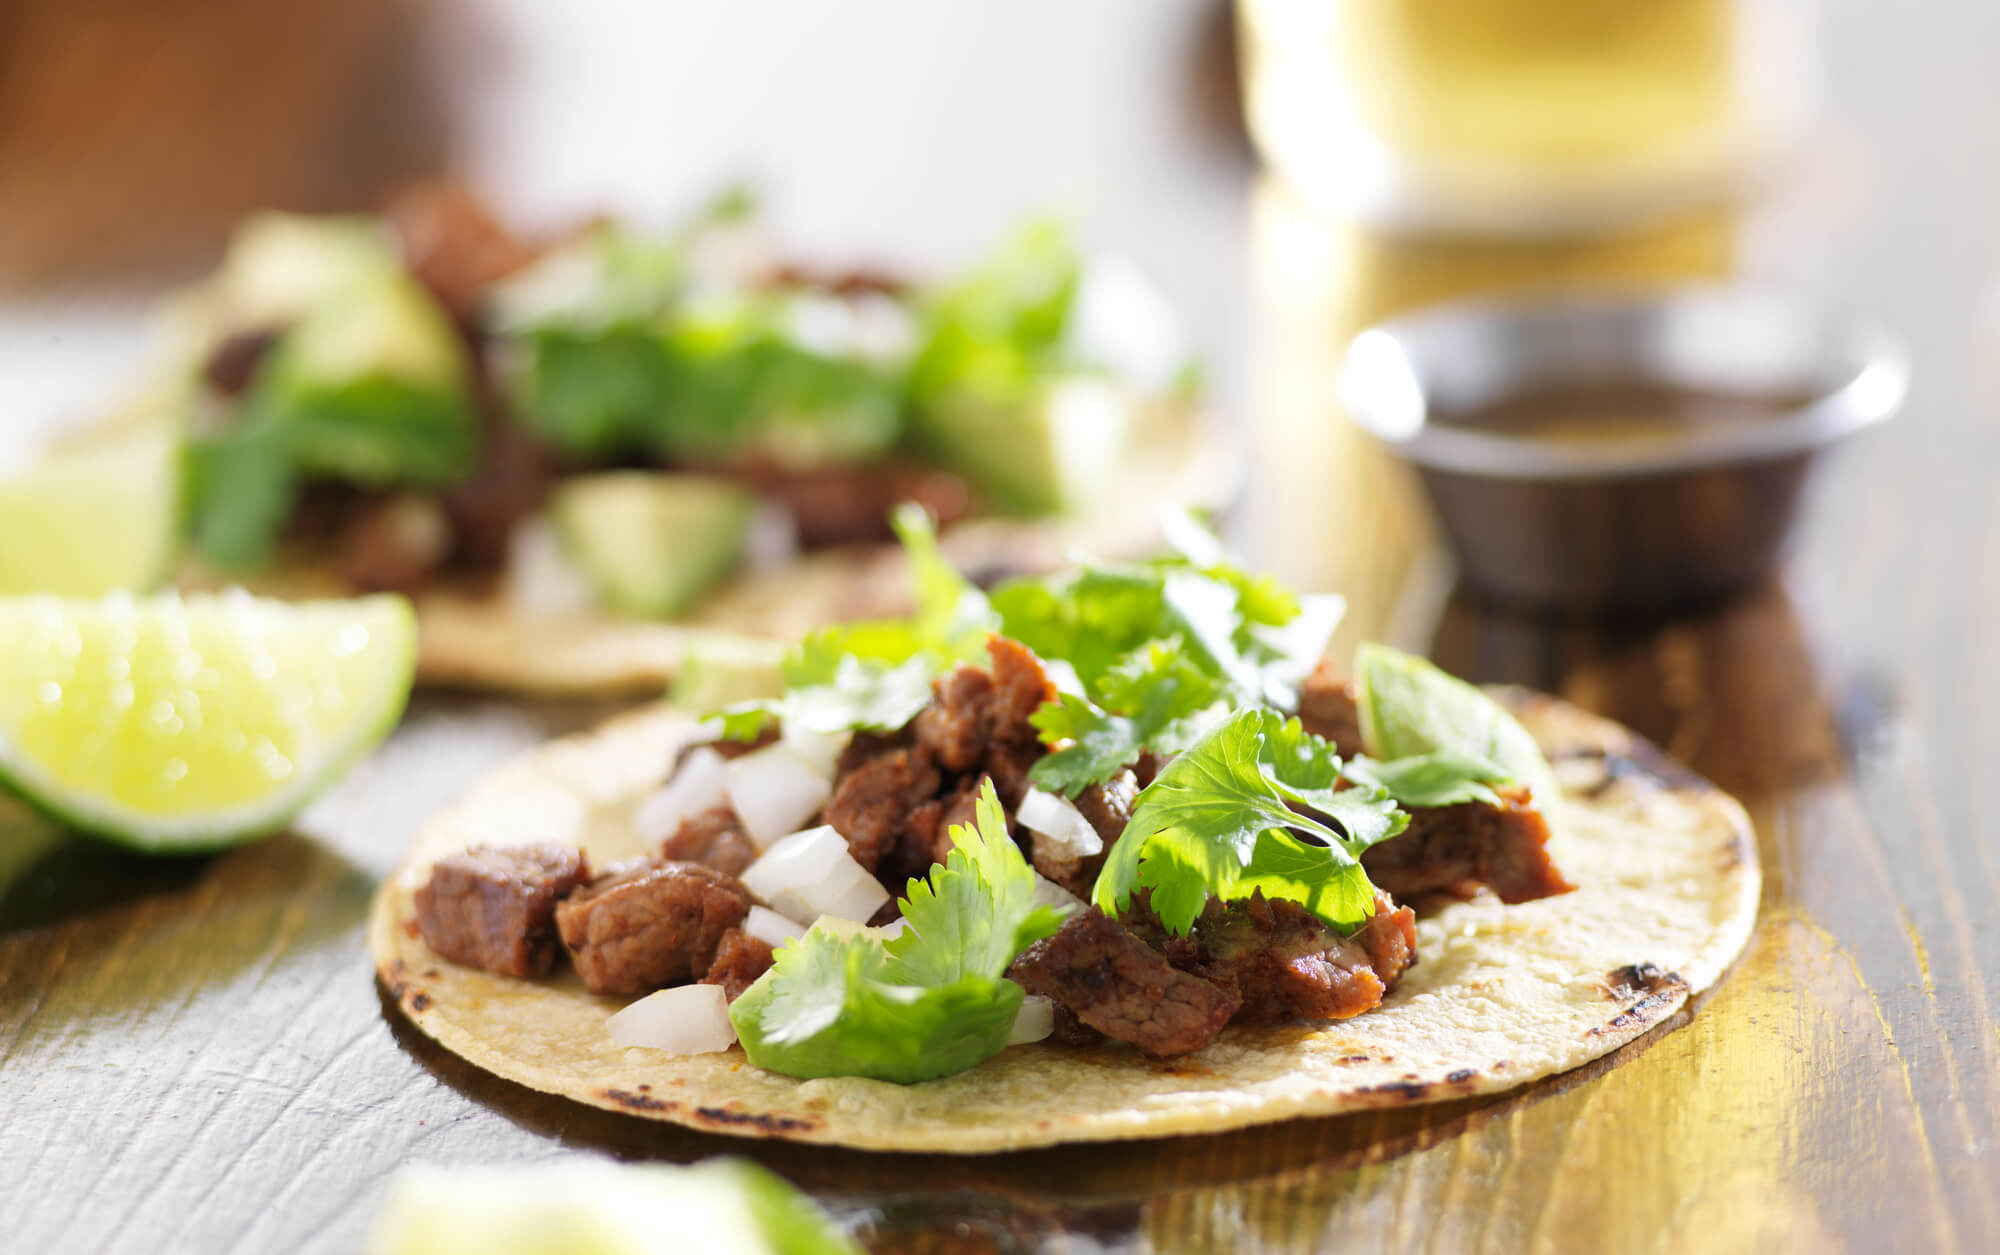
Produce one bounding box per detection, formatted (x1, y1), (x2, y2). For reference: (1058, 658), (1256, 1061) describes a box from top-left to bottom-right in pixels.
(749, 462), (971, 549)
(1297, 662), (1362, 756)
(203, 330), (277, 397)
(335, 494), (452, 594)
(555, 862), (752, 995)
(441, 416), (559, 572)
(828, 637), (1059, 885)
(676, 728), (779, 776)
(1009, 908), (1241, 1058)
(823, 745), (940, 872)
(1362, 784), (1575, 904)
(1032, 770), (1136, 898)
(414, 844), (590, 978)
(898, 776), (984, 881)
(661, 805), (758, 877)
(700, 928), (776, 1001)
(387, 181), (539, 319)
(1172, 891), (1417, 1024)
(1046, 1002), (1106, 1048)
(912, 667), (996, 772)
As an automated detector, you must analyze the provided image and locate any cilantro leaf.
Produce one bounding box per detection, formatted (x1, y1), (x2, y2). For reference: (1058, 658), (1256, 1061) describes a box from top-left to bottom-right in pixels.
(1093, 709), (1406, 935)
(1258, 715), (1405, 851)
(730, 780), (1068, 1084)
(186, 424), (299, 570)
(1343, 749), (1512, 810)
(996, 516), (1334, 793)
(883, 780), (1067, 985)
(713, 508), (993, 741)
(1027, 639), (1223, 797)
(1354, 642), (1559, 805)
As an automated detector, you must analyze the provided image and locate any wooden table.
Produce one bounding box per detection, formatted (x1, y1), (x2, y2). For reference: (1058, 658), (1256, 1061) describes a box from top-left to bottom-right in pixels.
(4, 3), (1998, 1251)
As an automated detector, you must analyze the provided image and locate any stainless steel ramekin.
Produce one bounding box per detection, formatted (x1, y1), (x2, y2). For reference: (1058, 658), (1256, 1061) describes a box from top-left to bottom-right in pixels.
(1338, 288), (1909, 614)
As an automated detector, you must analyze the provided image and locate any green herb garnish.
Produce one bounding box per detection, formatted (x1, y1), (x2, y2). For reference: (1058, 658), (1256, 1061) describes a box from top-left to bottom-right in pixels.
(1093, 708), (1405, 935)
(729, 779), (1069, 1083)
(1353, 642), (1559, 805)
(715, 505), (994, 740)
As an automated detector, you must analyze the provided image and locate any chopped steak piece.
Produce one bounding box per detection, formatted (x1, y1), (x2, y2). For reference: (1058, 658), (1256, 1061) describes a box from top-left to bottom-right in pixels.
(1033, 770), (1136, 898)
(335, 493), (452, 594)
(830, 637), (1058, 885)
(676, 728), (779, 775)
(763, 262), (910, 299)
(823, 745), (939, 872)
(700, 928), (776, 1002)
(414, 844), (590, 978)
(1172, 891), (1416, 1024)
(986, 636), (1059, 734)
(203, 329), (277, 397)
(441, 416), (559, 572)
(897, 776), (983, 882)
(1046, 1001), (1107, 1048)
(1009, 908), (1240, 1058)
(1362, 784), (1575, 904)
(661, 805), (758, 877)
(912, 637), (1055, 774)
(748, 462), (972, 549)
(388, 181), (539, 319)
(912, 667), (996, 772)
(555, 862), (752, 995)
(1297, 662), (1362, 756)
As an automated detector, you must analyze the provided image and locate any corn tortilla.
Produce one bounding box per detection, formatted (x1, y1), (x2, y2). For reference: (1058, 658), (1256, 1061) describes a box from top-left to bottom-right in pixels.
(370, 688), (1760, 1152)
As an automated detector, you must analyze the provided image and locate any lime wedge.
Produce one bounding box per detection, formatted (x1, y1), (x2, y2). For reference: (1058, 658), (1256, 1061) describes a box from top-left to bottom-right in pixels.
(0, 420), (182, 596)
(0, 591), (415, 851)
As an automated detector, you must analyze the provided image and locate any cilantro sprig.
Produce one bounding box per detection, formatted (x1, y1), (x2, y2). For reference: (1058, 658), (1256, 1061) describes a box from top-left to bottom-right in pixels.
(1093, 709), (1405, 935)
(1012, 511), (1343, 797)
(729, 779), (1069, 1083)
(714, 504), (996, 740)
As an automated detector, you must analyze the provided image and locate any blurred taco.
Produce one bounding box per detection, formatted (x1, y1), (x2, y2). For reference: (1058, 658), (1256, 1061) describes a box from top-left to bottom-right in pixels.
(137, 185), (1231, 692)
(370, 516), (1758, 1150)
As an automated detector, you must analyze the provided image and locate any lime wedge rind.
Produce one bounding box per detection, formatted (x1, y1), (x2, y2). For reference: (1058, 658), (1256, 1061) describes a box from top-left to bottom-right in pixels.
(0, 591), (416, 852)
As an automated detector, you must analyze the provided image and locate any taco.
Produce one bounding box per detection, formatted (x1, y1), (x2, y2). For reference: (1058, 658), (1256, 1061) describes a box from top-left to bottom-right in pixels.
(370, 515), (1758, 1151)
(136, 184), (1232, 692)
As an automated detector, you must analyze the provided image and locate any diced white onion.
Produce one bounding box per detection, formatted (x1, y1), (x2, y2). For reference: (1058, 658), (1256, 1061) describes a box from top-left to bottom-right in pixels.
(742, 905), (805, 950)
(1009, 995), (1056, 1045)
(741, 826), (847, 900)
(505, 517), (598, 617)
(1019, 788), (1102, 858)
(606, 984), (737, 1054)
(874, 917), (907, 941)
(742, 826), (890, 925)
(776, 858), (888, 926)
(779, 724), (848, 780)
(1032, 875), (1086, 916)
(723, 745), (832, 847)
(633, 747), (729, 844)
(744, 501), (800, 571)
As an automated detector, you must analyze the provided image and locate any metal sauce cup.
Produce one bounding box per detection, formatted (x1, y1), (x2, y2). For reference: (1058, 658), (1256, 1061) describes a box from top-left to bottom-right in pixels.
(1338, 288), (1908, 614)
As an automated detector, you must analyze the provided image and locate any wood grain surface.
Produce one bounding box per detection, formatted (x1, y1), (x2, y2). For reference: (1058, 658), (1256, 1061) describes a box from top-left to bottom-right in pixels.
(3, 2), (1998, 1252)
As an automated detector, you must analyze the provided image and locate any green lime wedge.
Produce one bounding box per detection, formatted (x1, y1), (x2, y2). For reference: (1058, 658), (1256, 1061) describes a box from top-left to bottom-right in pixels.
(0, 591), (415, 851)
(0, 420), (183, 596)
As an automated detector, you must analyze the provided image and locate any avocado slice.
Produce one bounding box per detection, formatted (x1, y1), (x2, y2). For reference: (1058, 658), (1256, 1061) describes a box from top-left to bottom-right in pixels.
(912, 371), (1135, 514)
(550, 472), (755, 618)
(249, 271), (478, 487)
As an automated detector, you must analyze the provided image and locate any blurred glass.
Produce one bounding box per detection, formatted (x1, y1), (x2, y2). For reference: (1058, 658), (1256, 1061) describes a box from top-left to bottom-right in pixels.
(1239, 0), (1817, 237)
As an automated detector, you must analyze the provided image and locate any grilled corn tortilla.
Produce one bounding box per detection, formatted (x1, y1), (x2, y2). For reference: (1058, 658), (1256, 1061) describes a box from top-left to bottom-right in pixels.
(371, 689), (1757, 1152)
